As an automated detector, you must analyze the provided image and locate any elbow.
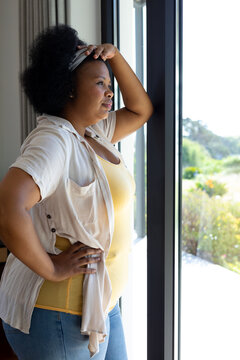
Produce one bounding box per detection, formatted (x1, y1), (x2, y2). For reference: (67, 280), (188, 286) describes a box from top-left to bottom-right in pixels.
(142, 93), (154, 121)
(142, 101), (154, 124)
(147, 101), (154, 120)
(134, 103), (154, 129)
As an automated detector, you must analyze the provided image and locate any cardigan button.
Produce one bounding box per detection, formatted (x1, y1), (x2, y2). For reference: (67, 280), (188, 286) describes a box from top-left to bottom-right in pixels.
(46, 214), (51, 219)
(51, 228), (56, 233)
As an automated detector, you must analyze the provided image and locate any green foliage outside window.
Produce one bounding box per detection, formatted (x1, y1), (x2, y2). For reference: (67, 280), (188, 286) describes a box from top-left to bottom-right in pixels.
(222, 155), (240, 173)
(182, 118), (240, 274)
(183, 166), (201, 179)
(195, 178), (227, 197)
(182, 190), (240, 273)
(182, 138), (209, 168)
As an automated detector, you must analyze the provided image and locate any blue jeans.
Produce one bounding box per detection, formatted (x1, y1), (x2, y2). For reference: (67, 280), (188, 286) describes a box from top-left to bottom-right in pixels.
(2, 303), (128, 360)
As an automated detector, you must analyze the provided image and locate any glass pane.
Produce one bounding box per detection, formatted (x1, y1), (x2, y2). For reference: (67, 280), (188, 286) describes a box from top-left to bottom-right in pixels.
(118, 1), (147, 360)
(181, 1), (240, 359)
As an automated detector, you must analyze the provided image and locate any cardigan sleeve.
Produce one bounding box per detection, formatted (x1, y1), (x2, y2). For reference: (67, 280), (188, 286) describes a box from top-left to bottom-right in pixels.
(10, 129), (67, 201)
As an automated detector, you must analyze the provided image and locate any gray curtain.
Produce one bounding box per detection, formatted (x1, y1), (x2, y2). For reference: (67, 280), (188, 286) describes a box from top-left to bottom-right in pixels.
(19, 0), (69, 141)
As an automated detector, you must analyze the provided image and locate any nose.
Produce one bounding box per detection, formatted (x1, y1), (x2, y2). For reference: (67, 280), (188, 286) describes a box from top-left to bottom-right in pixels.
(105, 88), (114, 98)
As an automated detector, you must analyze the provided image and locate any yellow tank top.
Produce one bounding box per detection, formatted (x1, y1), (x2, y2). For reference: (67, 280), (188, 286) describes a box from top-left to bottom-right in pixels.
(35, 156), (135, 315)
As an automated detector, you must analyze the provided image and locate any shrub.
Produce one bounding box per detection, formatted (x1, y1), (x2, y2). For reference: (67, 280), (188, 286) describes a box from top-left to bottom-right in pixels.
(182, 190), (209, 256)
(200, 158), (223, 175)
(182, 189), (240, 272)
(222, 155), (240, 173)
(182, 138), (210, 168)
(183, 166), (201, 179)
(195, 178), (227, 197)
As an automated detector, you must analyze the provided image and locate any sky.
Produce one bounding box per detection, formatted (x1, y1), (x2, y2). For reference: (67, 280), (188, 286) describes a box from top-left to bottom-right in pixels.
(183, 0), (240, 137)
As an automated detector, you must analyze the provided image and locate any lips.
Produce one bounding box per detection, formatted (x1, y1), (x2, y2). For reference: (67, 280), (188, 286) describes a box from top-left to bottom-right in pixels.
(102, 102), (112, 110)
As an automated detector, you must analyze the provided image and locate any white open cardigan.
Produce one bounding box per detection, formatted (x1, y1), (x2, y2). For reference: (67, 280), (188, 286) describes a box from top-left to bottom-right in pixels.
(0, 112), (123, 357)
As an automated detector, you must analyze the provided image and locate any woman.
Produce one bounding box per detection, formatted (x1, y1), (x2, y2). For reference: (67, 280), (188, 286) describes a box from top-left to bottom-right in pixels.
(0, 25), (153, 359)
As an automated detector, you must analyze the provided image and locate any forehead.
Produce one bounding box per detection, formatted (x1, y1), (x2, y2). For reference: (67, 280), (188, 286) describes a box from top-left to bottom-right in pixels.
(76, 61), (111, 81)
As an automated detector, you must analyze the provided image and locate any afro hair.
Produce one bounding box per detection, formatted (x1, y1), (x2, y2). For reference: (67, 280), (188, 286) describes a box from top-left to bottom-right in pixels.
(21, 25), (86, 116)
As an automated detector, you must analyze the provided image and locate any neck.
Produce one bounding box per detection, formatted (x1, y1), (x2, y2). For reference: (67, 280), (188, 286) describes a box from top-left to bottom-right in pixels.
(69, 118), (86, 138)
(61, 106), (86, 138)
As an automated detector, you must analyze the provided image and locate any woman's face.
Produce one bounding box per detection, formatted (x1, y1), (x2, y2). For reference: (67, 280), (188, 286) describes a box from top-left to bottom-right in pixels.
(71, 60), (113, 126)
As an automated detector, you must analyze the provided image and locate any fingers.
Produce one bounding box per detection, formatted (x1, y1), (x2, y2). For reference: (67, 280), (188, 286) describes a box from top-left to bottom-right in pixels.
(76, 255), (101, 267)
(77, 45), (88, 50)
(68, 241), (102, 265)
(70, 242), (88, 253)
(78, 247), (103, 258)
(70, 241), (102, 254)
(92, 45), (105, 60)
(84, 268), (97, 274)
(53, 242), (103, 279)
(77, 44), (109, 61)
(77, 44), (97, 56)
(72, 256), (101, 275)
(72, 246), (102, 275)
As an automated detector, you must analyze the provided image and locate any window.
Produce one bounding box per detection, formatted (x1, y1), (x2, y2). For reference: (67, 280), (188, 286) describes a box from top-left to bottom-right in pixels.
(117, 1), (147, 359)
(181, 1), (240, 359)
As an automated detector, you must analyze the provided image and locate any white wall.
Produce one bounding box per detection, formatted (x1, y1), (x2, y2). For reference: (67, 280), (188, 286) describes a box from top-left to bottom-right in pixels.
(0, 0), (21, 180)
(68, 0), (101, 44)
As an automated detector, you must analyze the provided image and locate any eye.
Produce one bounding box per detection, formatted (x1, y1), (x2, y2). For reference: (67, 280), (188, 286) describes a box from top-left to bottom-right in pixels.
(97, 81), (104, 86)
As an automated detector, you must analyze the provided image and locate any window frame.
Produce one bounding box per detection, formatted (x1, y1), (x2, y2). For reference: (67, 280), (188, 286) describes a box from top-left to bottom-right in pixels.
(147, 0), (182, 359)
(101, 0), (183, 358)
